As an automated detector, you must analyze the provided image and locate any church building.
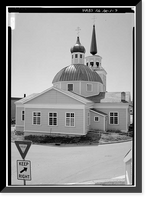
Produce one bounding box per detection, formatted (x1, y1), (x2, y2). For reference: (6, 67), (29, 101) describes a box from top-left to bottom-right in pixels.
(15, 25), (131, 136)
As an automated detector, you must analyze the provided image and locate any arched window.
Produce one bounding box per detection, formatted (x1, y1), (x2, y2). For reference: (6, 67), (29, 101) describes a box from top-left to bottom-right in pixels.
(96, 62), (99, 67)
(90, 62), (94, 67)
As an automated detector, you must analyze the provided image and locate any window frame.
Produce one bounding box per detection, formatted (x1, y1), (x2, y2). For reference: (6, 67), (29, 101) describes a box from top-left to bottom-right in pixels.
(96, 62), (99, 68)
(90, 61), (94, 67)
(21, 110), (25, 121)
(32, 111), (41, 125)
(48, 112), (58, 126)
(109, 112), (119, 125)
(67, 83), (74, 92)
(65, 112), (75, 127)
(86, 83), (93, 92)
(75, 54), (78, 58)
(94, 116), (100, 122)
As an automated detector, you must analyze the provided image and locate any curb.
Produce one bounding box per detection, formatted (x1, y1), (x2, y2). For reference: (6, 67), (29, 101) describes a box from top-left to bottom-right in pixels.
(65, 175), (125, 185)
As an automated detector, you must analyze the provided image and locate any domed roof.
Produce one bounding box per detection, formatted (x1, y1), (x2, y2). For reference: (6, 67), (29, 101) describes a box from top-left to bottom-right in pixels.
(70, 37), (86, 53)
(52, 64), (103, 83)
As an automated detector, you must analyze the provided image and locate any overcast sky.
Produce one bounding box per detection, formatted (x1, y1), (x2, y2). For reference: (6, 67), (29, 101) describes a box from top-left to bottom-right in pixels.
(9, 10), (134, 98)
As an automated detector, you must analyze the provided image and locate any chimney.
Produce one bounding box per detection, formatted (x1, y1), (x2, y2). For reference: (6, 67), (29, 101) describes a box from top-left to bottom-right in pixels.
(24, 94), (26, 98)
(121, 92), (126, 102)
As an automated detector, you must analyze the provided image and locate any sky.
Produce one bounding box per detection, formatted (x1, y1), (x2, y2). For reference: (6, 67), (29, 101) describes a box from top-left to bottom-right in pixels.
(9, 10), (134, 98)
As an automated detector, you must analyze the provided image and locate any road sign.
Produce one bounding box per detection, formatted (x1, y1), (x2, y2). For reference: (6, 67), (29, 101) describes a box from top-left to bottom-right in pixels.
(15, 140), (31, 159)
(17, 160), (31, 181)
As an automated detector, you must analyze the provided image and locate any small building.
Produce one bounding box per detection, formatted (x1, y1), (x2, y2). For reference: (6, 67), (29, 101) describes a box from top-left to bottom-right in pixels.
(11, 97), (22, 120)
(15, 24), (131, 136)
(11, 94), (26, 122)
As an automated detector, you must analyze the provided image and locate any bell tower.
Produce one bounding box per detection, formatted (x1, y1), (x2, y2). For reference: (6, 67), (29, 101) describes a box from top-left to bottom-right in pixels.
(70, 27), (86, 65)
(85, 24), (107, 92)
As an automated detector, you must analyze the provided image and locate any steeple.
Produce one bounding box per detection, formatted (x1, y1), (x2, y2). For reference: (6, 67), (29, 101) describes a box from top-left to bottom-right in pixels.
(90, 25), (97, 55)
(85, 24), (107, 92)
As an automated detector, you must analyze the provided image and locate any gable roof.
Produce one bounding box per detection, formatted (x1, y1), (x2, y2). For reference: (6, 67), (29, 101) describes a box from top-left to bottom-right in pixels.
(15, 87), (130, 106)
(15, 87), (92, 105)
(15, 93), (38, 104)
(86, 92), (130, 103)
(90, 108), (107, 116)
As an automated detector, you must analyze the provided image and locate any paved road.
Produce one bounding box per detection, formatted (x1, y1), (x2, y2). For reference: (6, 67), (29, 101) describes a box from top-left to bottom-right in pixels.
(11, 141), (132, 185)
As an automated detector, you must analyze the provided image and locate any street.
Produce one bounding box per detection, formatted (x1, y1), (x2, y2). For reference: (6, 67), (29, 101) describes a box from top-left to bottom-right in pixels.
(11, 141), (132, 185)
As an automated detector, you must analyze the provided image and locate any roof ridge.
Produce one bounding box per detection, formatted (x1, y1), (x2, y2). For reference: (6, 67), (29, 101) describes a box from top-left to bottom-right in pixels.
(90, 108), (107, 116)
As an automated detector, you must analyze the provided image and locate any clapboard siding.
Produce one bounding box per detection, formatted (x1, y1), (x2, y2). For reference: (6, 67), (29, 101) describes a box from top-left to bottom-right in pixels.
(16, 106), (24, 126)
(81, 82), (102, 97)
(94, 108), (127, 131)
(90, 112), (105, 131)
(60, 81), (80, 94)
(54, 81), (103, 97)
(24, 108), (84, 135)
(25, 89), (82, 105)
(85, 108), (90, 133)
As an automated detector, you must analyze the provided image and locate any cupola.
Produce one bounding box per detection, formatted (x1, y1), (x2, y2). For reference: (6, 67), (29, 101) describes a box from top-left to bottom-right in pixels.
(70, 36), (85, 64)
(70, 36), (86, 54)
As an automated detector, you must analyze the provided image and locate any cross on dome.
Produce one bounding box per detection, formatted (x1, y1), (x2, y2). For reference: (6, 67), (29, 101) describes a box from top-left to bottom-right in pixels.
(92, 16), (96, 25)
(76, 27), (81, 36)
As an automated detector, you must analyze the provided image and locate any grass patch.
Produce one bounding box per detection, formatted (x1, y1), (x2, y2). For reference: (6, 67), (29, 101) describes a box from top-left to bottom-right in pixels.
(23, 130), (132, 145)
(24, 131), (101, 145)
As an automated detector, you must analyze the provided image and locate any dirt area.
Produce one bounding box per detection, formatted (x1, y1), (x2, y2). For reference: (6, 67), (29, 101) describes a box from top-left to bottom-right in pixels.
(11, 126), (132, 145)
(99, 132), (132, 144)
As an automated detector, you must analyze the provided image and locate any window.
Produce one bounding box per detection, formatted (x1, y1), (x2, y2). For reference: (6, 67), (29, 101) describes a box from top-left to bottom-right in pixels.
(65, 112), (75, 127)
(49, 113), (57, 126)
(94, 116), (100, 122)
(80, 54), (82, 58)
(87, 83), (92, 92)
(109, 112), (119, 125)
(33, 112), (41, 125)
(96, 62), (99, 68)
(86, 62), (88, 66)
(90, 62), (94, 67)
(21, 110), (24, 121)
(68, 84), (73, 91)
(75, 54), (78, 58)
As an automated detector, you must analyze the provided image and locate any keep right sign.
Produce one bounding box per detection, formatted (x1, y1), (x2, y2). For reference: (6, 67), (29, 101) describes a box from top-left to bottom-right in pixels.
(17, 160), (31, 181)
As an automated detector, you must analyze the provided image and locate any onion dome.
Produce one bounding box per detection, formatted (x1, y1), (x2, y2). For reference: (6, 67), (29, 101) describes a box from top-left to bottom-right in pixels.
(52, 64), (103, 83)
(90, 25), (97, 55)
(70, 37), (86, 53)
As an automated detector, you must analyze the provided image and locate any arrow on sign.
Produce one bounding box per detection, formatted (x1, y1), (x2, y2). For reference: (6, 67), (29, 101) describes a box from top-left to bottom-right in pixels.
(20, 167), (27, 173)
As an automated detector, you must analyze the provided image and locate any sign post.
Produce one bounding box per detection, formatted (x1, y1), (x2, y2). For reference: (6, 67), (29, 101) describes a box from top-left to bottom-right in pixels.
(15, 140), (32, 185)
